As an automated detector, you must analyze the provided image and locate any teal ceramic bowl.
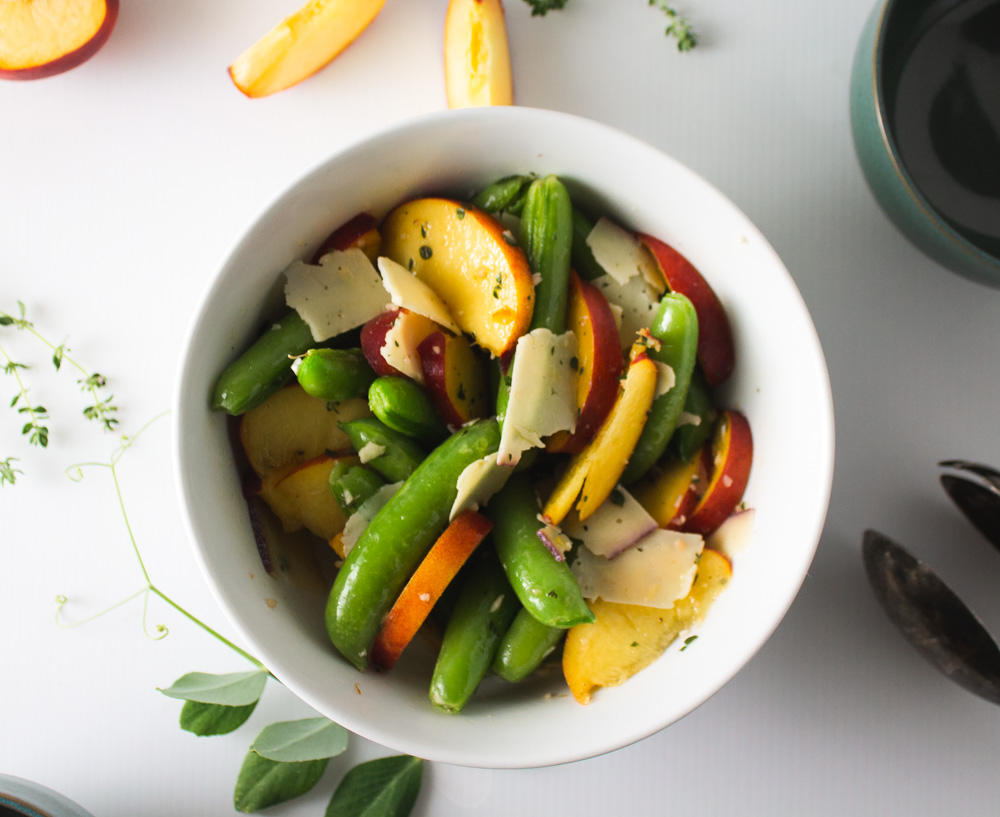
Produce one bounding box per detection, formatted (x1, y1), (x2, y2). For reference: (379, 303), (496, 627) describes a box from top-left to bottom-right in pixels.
(0, 775), (94, 817)
(850, 0), (1000, 288)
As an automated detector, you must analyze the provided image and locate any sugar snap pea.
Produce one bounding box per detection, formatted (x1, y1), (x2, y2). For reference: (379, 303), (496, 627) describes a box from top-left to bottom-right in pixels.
(429, 548), (520, 713)
(670, 367), (716, 463)
(211, 310), (314, 415)
(471, 174), (532, 215)
(295, 348), (375, 402)
(368, 376), (448, 444)
(487, 472), (594, 628)
(492, 607), (566, 683)
(621, 292), (699, 484)
(339, 417), (426, 484)
(521, 176), (574, 334)
(570, 208), (608, 282)
(329, 464), (386, 517)
(326, 419), (502, 670)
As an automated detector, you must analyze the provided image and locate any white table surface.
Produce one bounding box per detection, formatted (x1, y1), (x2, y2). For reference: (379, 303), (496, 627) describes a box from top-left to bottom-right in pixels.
(3, 1), (999, 814)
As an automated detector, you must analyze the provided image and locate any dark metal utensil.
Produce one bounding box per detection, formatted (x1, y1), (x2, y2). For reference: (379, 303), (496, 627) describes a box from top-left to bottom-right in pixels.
(939, 460), (1000, 552)
(862, 529), (1000, 705)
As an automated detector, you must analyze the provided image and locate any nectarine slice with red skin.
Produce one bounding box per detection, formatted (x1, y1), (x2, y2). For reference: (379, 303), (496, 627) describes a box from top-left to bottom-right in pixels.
(0, 0), (118, 80)
(638, 233), (735, 387)
(228, 0), (386, 99)
(360, 309), (404, 377)
(631, 453), (703, 529)
(311, 212), (380, 264)
(443, 0), (514, 108)
(684, 410), (753, 536)
(418, 330), (489, 428)
(371, 510), (494, 670)
(380, 198), (534, 359)
(542, 345), (660, 525)
(547, 273), (623, 454)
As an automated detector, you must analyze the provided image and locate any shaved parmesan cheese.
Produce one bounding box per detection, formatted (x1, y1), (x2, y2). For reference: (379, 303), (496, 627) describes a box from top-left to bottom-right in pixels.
(592, 273), (662, 350)
(497, 328), (578, 466)
(379, 310), (432, 384)
(377, 256), (461, 333)
(450, 454), (514, 520)
(654, 362), (676, 397)
(358, 442), (386, 464)
(676, 411), (702, 428)
(586, 218), (660, 288)
(561, 486), (658, 558)
(284, 248), (389, 342)
(608, 303), (624, 331)
(571, 529), (704, 608)
(340, 481), (403, 556)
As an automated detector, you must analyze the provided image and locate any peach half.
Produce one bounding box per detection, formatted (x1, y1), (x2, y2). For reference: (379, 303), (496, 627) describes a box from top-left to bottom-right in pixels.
(0, 0), (118, 80)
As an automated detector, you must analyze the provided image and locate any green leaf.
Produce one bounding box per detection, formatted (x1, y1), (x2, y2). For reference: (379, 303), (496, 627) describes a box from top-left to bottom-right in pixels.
(180, 699), (258, 736)
(252, 718), (349, 763)
(233, 751), (329, 813)
(325, 756), (423, 817)
(158, 669), (267, 706)
(16, 300), (25, 317)
(0, 316), (13, 326)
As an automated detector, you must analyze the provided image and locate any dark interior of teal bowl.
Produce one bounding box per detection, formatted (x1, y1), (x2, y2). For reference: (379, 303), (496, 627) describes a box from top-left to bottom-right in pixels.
(880, 0), (1000, 259)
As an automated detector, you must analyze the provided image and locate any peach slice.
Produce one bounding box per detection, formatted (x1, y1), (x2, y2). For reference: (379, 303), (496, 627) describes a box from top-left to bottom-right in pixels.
(418, 330), (489, 428)
(0, 0), (118, 80)
(443, 0), (514, 108)
(684, 410), (753, 536)
(563, 548), (732, 704)
(547, 273), (623, 454)
(258, 453), (359, 540)
(360, 308), (440, 382)
(639, 233), (735, 387)
(380, 198), (534, 358)
(229, 0), (386, 99)
(371, 510), (493, 670)
(542, 346), (659, 525)
(630, 454), (703, 529)
(311, 212), (381, 264)
(238, 385), (371, 476)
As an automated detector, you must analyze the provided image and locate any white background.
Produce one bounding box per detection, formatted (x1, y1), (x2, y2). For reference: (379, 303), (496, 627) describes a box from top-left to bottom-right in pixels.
(2, 0), (999, 814)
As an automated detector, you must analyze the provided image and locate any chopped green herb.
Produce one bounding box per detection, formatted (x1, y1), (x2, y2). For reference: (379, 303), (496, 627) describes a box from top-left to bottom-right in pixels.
(419, 246), (433, 260)
(609, 489), (625, 507)
(680, 635), (698, 651)
(456, 208), (465, 219)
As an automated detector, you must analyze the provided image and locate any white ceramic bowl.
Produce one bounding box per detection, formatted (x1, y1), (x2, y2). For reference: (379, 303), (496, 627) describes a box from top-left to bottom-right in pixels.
(174, 107), (834, 769)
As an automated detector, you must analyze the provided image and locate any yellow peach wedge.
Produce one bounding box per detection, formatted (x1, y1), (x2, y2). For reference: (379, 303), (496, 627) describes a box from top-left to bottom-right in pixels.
(258, 454), (359, 540)
(542, 348), (659, 525)
(443, 0), (513, 108)
(563, 548), (732, 705)
(229, 0), (386, 98)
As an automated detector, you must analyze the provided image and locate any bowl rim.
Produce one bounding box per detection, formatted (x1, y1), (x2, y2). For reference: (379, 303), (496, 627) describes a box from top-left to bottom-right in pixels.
(172, 105), (835, 768)
(868, 0), (1000, 274)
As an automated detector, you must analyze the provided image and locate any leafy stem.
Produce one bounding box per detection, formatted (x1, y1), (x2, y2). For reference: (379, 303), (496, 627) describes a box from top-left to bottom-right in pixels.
(0, 340), (48, 450)
(649, 1), (698, 51)
(61, 411), (268, 673)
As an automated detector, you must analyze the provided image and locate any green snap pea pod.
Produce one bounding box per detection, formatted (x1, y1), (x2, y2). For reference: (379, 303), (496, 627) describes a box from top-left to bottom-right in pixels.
(329, 464), (386, 517)
(621, 293), (700, 484)
(339, 417), (427, 484)
(211, 310), (314, 415)
(368, 376), (448, 444)
(429, 549), (520, 713)
(471, 174), (532, 215)
(570, 208), (608, 282)
(326, 419), (501, 670)
(492, 607), (566, 683)
(295, 348), (375, 402)
(487, 472), (595, 628)
(670, 367), (717, 463)
(520, 176), (574, 334)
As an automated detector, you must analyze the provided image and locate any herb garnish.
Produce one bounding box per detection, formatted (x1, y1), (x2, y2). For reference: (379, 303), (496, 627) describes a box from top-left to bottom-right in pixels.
(521, 0), (697, 52)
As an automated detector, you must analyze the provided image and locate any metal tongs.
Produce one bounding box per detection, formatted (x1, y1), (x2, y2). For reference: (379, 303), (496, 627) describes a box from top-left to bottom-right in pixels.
(862, 461), (1000, 705)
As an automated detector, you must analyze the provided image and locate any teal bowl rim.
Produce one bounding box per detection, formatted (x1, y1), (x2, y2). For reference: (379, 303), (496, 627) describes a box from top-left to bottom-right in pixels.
(869, 0), (1000, 275)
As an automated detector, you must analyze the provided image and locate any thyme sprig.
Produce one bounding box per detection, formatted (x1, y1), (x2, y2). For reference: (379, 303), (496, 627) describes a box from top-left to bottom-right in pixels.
(649, 1), (698, 52)
(521, 0), (698, 52)
(1, 300), (119, 484)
